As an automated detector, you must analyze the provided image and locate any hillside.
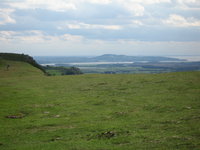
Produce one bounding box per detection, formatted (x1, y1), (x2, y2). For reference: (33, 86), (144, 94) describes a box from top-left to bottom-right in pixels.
(0, 60), (199, 150)
(0, 59), (44, 77)
(0, 53), (46, 74)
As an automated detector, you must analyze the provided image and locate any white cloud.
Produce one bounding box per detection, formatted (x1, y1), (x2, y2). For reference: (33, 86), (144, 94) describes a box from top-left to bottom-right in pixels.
(117, 0), (171, 5)
(131, 20), (143, 26)
(60, 22), (122, 30)
(163, 14), (200, 27)
(116, 0), (172, 16)
(174, 0), (200, 10)
(0, 8), (16, 25)
(7, 0), (77, 12)
(122, 2), (145, 16)
(176, 0), (198, 4)
(126, 0), (171, 5)
(0, 31), (16, 41)
(0, 30), (84, 43)
(6, 0), (152, 16)
(61, 34), (84, 41)
(84, 0), (112, 5)
(0, 30), (46, 42)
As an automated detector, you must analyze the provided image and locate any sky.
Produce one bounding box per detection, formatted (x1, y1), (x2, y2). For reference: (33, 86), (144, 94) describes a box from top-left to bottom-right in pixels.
(0, 0), (200, 56)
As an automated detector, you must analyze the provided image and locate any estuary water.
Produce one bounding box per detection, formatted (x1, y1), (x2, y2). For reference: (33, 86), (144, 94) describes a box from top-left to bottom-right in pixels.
(39, 56), (200, 66)
(41, 62), (134, 66)
(167, 56), (200, 62)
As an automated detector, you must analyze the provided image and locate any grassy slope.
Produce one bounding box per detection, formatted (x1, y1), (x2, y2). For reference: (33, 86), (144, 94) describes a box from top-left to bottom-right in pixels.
(0, 59), (44, 77)
(0, 60), (200, 150)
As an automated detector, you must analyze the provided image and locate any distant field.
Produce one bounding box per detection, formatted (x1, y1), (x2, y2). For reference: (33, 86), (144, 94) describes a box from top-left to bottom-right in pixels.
(0, 59), (200, 150)
(78, 65), (171, 74)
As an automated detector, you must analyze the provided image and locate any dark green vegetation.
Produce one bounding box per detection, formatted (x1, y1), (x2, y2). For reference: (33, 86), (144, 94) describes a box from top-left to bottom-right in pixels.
(0, 59), (200, 150)
(44, 66), (83, 76)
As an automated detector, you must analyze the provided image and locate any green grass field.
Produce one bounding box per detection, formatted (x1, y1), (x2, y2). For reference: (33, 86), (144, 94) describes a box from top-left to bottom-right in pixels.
(0, 59), (200, 150)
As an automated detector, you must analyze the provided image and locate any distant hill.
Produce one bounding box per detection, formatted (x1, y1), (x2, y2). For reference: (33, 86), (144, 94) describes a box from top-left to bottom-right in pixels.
(92, 54), (185, 62)
(0, 53), (46, 74)
(34, 54), (185, 64)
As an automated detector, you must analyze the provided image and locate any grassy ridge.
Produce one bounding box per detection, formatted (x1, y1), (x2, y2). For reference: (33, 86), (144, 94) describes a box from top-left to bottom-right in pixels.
(0, 59), (44, 77)
(0, 53), (46, 74)
(0, 60), (200, 150)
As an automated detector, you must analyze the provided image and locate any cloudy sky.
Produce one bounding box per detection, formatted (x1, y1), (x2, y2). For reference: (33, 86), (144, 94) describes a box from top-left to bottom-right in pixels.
(0, 0), (200, 56)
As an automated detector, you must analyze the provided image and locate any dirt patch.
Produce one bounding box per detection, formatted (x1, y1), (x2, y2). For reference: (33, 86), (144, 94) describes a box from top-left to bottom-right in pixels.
(87, 130), (130, 140)
(97, 131), (116, 139)
(6, 113), (25, 119)
(26, 124), (75, 133)
(50, 136), (62, 142)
